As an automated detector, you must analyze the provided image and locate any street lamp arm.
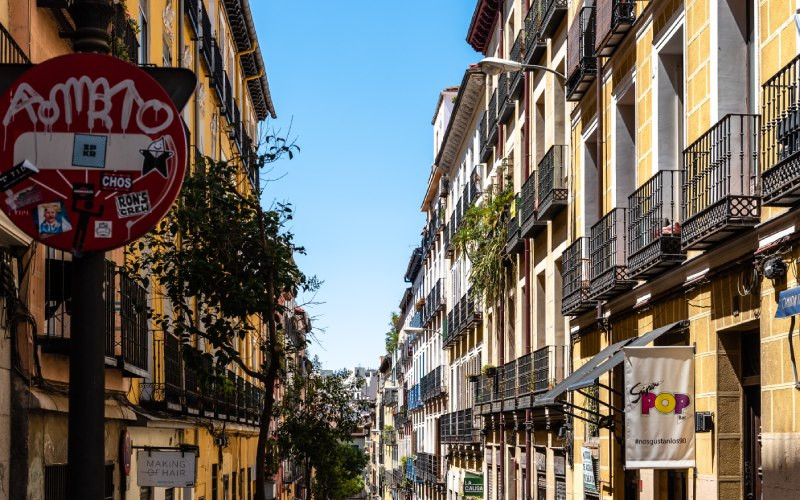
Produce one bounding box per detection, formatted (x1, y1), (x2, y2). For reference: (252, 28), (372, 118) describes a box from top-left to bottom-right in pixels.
(476, 56), (566, 82)
(520, 64), (566, 81)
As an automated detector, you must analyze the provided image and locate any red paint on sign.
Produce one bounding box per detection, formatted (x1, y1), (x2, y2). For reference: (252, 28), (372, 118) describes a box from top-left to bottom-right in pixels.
(0, 53), (187, 252)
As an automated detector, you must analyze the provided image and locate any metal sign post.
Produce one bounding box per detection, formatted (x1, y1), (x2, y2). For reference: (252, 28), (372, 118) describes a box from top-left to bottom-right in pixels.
(0, 1), (195, 497)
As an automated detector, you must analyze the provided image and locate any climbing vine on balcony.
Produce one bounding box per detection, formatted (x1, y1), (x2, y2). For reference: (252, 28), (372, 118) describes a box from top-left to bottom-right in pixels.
(453, 176), (513, 306)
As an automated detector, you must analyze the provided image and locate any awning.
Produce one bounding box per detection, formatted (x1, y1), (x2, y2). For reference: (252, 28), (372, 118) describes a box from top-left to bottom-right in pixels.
(534, 320), (688, 407)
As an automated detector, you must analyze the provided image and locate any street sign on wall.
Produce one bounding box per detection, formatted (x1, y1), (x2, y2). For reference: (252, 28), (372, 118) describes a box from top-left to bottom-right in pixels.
(136, 449), (197, 488)
(0, 53), (187, 252)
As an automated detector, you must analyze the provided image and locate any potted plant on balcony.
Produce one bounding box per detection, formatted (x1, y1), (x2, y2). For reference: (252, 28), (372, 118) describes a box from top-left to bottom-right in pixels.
(481, 364), (497, 377)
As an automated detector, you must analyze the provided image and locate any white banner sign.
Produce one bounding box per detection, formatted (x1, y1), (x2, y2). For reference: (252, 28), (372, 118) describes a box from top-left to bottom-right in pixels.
(624, 346), (695, 469)
(137, 450), (197, 487)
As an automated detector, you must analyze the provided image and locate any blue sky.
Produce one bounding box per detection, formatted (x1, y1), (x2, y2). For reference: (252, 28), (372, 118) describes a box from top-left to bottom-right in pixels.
(250, 2), (479, 370)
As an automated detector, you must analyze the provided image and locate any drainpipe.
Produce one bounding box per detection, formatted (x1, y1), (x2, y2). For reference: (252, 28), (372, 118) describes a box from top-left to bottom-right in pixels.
(522, 45), (532, 500)
(496, 12), (506, 500)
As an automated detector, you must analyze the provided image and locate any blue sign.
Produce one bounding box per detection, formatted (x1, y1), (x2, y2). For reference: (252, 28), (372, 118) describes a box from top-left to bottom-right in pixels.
(776, 287), (800, 318)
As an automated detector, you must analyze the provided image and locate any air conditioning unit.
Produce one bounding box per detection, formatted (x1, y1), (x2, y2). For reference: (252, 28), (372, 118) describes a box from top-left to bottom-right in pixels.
(438, 176), (450, 197)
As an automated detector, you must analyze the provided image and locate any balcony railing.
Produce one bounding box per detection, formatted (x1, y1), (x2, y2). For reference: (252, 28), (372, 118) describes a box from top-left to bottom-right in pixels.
(532, 346), (555, 393)
(589, 208), (635, 300)
(595, 0), (636, 57)
(488, 89), (499, 146)
(561, 238), (596, 316)
(520, 174), (546, 238)
(627, 170), (685, 278)
(506, 195), (524, 255)
(509, 31), (524, 99)
(524, 2), (547, 64)
(516, 353), (533, 406)
(538, 0), (568, 39)
(110, 4), (139, 64)
(404, 247), (423, 283)
(0, 22), (28, 64)
(199, 2), (214, 72)
(761, 54), (800, 206)
(422, 279), (445, 326)
(502, 359), (517, 410)
(479, 111), (491, 161)
(440, 408), (480, 444)
(681, 114), (760, 250)
(566, 7), (597, 101)
(498, 72), (513, 123)
(184, 0), (199, 36)
(444, 288), (482, 346)
(536, 145), (568, 220)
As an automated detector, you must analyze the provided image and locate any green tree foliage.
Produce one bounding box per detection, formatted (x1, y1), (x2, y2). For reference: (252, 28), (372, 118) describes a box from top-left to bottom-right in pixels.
(385, 311), (400, 353)
(276, 369), (369, 500)
(452, 179), (514, 305)
(127, 131), (315, 500)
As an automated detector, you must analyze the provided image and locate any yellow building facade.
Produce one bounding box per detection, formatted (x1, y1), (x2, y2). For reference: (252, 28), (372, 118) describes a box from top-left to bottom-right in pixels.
(1, 1), (282, 499)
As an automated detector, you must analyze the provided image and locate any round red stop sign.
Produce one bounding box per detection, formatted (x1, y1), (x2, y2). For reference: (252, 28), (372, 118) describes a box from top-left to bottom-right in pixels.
(0, 53), (187, 252)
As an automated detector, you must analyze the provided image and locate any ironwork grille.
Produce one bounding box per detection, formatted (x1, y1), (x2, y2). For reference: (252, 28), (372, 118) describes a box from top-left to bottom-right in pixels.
(120, 272), (148, 371)
(489, 90), (498, 128)
(517, 353), (532, 395)
(761, 54), (800, 198)
(525, 1), (544, 53)
(533, 346), (550, 393)
(0, 21), (29, 63)
(589, 208), (626, 280)
(521, 174), (536, 223)
(200, 3), (213, 69)
(627, 170), (681, 256)
(537, 145), (567, 205)
(562, 238), (589, 300)
(682, 114), (760, 221)
(503, 359), (517, 399)
(164, 333), (182, 403)
(110, 3), (140, 64)
(104, 260), (116, 358)
(566, 7), (597, 91)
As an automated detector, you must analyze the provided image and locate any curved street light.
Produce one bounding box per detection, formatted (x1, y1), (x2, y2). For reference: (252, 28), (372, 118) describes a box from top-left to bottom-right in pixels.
(477, 56), (566, 81)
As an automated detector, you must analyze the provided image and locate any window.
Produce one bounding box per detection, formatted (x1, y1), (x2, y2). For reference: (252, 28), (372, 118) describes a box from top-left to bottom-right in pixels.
(138, 0), (149, 64)
(613, 79), (636, 205)
(655, 23), (684, 172)
(164, 489), (174, 500)
(140, 487), (153, 500)
(717, 0), (757, 115)
(581, 124), (600, 233)
(212, 464), (218, 500)
(232, 470), (237, 499)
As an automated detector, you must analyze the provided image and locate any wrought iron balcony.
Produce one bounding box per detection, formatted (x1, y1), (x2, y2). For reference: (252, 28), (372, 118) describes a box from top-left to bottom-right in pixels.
(537, 145), (568, 220)
(384, 387), (398, 407)
(761, 54), (800, 206)
(502, 358), (517, 411)
(538, 0), (568, 39)
(110, 4), (140, 64)
(566, 7), (597, 101)
(184, 0), (199, 36)
(532, 345), (558, 394)
(479, 111), (492, 162)
(509, 31), (524, 99)
(444, 288), (482, 346)
(595, 0), (636, 57)
(422, 279), (445, 326)
(487, 89), (499, 149)
(561, 237), (597, 316)
(627, 170), (686, 279)
(440, 408), (480, 444)
(0, 22), (29, 64)
(524, 2), (547, 64)
(589, 208), (635, 300)
(516, 353), (533, 407)
(681, 114), (761, 250)
(506, 196), (524, 255)
(498, 72), (513, 123)
(199, 2), (214, 72)
(520, 174), (546, 238)
(404, 247), (423, 283)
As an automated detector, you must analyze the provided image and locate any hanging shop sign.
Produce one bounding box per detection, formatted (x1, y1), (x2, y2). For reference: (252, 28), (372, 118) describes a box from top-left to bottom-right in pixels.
(0, 53), (187, 252)
(581, 447), (597, 494)
(624, 346), (695, 469)
(136, 449), (197, 488)
(463, 473), (484, 497)
(776, 286), (800, 318)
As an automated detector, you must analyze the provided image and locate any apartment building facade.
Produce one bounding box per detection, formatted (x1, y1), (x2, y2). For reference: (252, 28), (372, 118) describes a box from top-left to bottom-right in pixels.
(0, 1), (296, 499)
(368, 0), (800, 499)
